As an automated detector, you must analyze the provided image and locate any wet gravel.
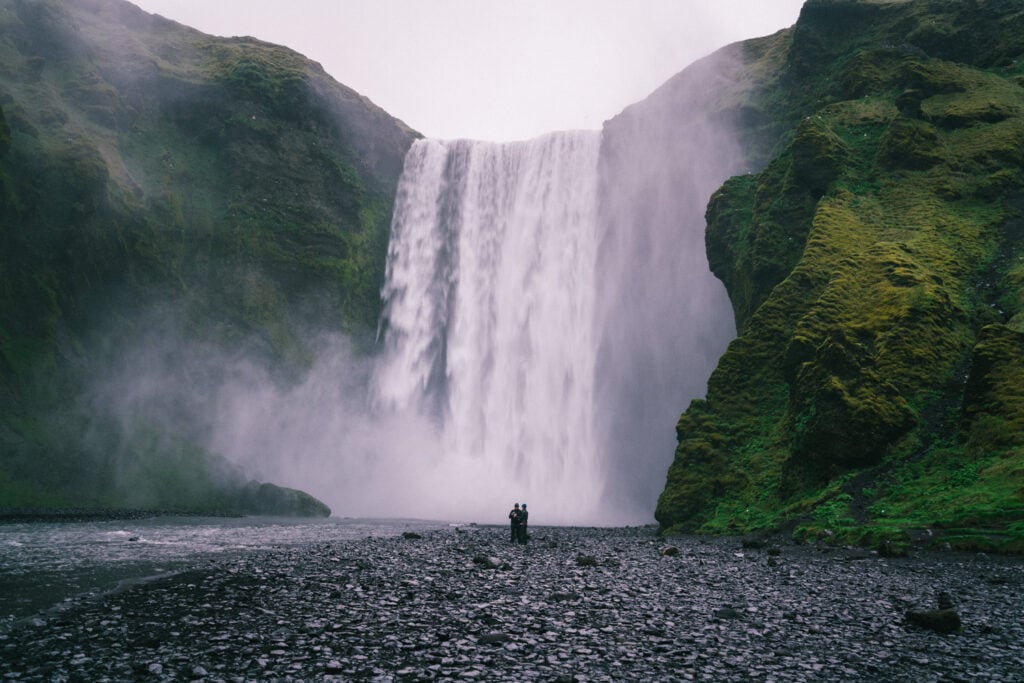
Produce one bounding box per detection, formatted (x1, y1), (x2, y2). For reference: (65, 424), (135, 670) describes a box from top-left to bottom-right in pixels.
(2, 525), (1023, 681)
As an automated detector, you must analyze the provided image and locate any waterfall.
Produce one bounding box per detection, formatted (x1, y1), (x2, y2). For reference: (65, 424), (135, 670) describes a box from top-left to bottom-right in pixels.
(374, 132), (605, 522)
(198, 56), (744, 524)
(373, 54), (743, 525)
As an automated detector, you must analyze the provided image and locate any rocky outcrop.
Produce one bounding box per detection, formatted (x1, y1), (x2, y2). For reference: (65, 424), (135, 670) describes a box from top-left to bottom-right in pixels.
(0, 0), (417, 514)
(234, 481), (331, 518)
(657, 0), (1024, 551)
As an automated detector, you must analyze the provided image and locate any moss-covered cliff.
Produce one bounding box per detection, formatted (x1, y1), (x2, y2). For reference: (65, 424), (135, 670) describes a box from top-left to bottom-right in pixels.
(0, 0), (417, 514)
(657, 0), (1024, 551)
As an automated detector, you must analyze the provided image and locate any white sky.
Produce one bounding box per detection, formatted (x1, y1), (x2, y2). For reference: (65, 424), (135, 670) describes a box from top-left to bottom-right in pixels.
(130, 0), (806, 141)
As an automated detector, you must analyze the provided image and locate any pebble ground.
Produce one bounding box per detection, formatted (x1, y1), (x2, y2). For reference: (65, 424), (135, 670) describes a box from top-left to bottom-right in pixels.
(2, 525), (1023, 681)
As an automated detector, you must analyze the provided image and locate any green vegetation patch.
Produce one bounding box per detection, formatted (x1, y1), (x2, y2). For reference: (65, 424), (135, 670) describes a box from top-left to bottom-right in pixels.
(0, 0), (415, 515)
(659, 0), (1024, 551)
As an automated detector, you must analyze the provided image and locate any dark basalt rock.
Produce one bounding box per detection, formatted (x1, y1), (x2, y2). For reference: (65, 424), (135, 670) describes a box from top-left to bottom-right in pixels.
(234, 481), (331, 518)
(904, 589), (962, 634)
(877, 541), (909, 558)
(713, 607), (743, 620)
(472, 555), (501, 569)
(477, 633), (511, 646)
(2, 526), (1023, 680)
(905, 608), (962, 634)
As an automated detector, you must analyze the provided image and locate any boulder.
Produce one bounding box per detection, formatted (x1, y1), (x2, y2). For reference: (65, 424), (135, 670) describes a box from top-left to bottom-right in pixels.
(472, 555), (501, 569)
(905, 608), (962, 634)
(478, 633), (512, 646)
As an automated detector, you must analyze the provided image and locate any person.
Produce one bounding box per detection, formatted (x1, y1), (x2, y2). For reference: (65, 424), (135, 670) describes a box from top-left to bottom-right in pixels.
(508, 503), (521, 544)
(518, 503), (528, 545)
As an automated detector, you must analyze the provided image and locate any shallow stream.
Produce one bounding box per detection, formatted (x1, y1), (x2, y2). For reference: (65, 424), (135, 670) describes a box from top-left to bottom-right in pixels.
(0, 516), (446, 629)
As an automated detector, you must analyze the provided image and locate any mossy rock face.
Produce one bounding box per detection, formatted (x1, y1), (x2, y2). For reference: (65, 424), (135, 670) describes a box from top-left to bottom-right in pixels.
(877, 117), (945, 170)
(0, 105), (10, 157)
(962, 324), (1024, 456)
(791, 116), (848, 192)
(656, 401), (739, 531)
(705, 156), (818, 331)
(235, 481), (332, 517)
(785, 329), (916, 482)
(659, 0), (1024, 547)
(0, 0), (417, 514)
(706, 175), (759, 327)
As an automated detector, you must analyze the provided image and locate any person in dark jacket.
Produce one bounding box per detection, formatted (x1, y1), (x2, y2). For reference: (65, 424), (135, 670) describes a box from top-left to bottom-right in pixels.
(518, 503), (528, 544)
(508, 503), (521, 543)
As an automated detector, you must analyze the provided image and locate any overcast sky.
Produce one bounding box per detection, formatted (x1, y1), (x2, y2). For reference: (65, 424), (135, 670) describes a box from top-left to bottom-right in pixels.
(130, 0), (806, 141)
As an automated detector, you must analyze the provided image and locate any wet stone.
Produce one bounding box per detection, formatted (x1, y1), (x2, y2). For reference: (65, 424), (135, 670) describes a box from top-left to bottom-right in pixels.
(714, 607), (743, 620)
(478, 633), (511, 645)
(1, 526), (1023, 681)
(905, 609), (962, 634)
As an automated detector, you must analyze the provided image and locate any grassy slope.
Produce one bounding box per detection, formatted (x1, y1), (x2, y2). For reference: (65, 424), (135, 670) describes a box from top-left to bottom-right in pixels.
(657, 0), (1024, 551)
(0, 0), (417, 513)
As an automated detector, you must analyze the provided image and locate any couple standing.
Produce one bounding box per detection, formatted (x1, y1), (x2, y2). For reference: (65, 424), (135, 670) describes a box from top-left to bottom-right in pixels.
(508, 502), (529, 544)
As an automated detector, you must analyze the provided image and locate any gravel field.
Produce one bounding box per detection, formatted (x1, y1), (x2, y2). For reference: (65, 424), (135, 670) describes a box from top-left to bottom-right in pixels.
(2, 525), (1023, 681)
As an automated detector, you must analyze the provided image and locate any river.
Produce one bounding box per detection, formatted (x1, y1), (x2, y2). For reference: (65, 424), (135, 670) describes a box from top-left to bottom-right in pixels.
(0, 516), (448, 631)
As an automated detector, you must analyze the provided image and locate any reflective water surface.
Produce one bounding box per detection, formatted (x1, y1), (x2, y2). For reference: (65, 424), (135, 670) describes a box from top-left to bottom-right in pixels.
(0, 516), (446, 629)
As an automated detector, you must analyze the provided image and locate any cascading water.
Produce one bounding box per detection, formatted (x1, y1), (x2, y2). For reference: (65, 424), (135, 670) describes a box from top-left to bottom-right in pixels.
(373, 132), (606, 522)
(203, 50), (746, 525)
(373, 49), (747, 525)
(88, 47), (749, 524)
(373, 84), (742, 524)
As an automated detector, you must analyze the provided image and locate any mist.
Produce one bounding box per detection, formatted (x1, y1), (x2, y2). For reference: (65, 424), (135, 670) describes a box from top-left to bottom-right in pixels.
(85, 45), (751, 527)
(362, 47), (749, 525)
(205, 335), (450, 520)
(84, 320), (440, 518)
(594, 48), (748, 519)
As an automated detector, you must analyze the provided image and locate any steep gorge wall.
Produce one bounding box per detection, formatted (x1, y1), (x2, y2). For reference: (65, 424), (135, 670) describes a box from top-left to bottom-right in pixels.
(0, 0), (417, 512)
(657, 0), (1024, 551)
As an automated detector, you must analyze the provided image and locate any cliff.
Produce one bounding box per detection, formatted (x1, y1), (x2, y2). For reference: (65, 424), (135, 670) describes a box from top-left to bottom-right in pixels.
(657, 0), (1024, 552)
(0, 0), (417, 514)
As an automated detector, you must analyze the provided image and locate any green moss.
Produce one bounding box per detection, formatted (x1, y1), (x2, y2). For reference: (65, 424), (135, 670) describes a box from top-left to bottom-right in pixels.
(962, 324), (1024, 454)
(791, 116), (848, 191)
(0, 0), (415, 514)
(213, 43), (310, 121)
(659, 0), (1024, 548)
(877, 117), (945, 170)
(0, 105), (10, 157)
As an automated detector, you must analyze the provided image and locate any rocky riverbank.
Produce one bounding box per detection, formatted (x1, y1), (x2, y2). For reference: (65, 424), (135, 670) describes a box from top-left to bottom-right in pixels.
(2, 525), (1022, 681)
